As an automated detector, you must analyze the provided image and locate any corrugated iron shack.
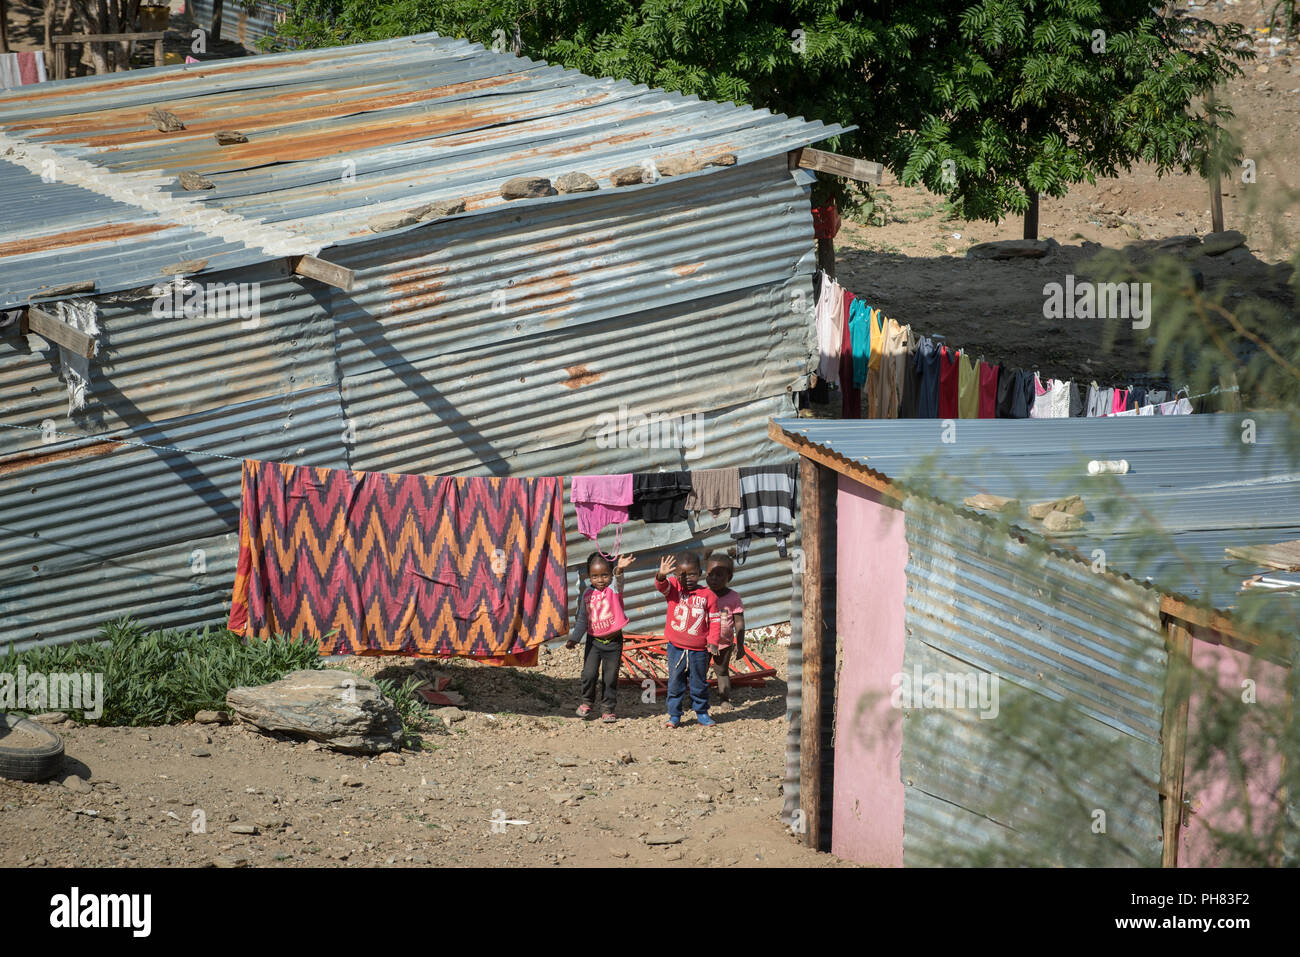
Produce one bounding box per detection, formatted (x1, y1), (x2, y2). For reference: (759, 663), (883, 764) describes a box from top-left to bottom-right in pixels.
(0, 33), (852, 650)
(771, 414), (1300, 867)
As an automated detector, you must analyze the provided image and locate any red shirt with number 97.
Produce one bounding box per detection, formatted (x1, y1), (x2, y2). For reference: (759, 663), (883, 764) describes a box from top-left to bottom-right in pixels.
(656, 575), (721, 651)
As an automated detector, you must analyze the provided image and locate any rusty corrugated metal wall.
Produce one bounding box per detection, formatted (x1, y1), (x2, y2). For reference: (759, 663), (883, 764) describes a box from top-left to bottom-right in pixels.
(899, 498), (1167, 866)
(0, 155), (812, 648)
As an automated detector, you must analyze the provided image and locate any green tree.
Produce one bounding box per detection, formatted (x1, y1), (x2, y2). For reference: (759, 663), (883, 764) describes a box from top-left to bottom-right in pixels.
(268, 1), (1253, 232)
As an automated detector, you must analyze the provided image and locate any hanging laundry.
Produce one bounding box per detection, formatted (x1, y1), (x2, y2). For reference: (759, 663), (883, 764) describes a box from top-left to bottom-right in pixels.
(938, 346), (960, 419)
(883, 318), (907, 419)
(227, 460), (568, 663)
(915, 337), (941, 418)
(628, 471), (692, 523)
(1048, 378), (1072, 418)
(1111, 388), (1129, 414)
(957, 353), (980, 419)
(900, 326), (920, 418)
(1138, 403), (1156, 416)
(815, 273), (843, 387)
(848, 299), (871, 389)
(1147, 389), (1169, 406)
(571, 474), (632, 540)
(1068, 381), (1085, 417)
(1085, 382), (1101, 417)
(866, 307), (885, 418)
(1173, 395), (1194, 414)
(1030, 373), (1052, 418)
(838, 291), (862, 418)
(978, 362), (999, 419)
(730, 465), (798, 564)
(996, 367), (1016, 418)
(1127, 386), (1145, 411)
(684, 467), (741, 516)
(0, 51), (47, 90)
(1010, 369), (1036, 419)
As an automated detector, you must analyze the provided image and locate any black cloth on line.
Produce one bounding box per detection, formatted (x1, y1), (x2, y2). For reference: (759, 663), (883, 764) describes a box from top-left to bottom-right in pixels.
(628, 471), (691, 523)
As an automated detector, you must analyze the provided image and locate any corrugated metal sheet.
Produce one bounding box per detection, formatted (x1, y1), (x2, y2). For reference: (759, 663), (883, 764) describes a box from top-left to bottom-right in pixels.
(773, 415), (1300, 633)
(186, 0), (290, 50)
(0, 32), (846, 306)
(0, 259), (337, 457)
(899, 497), (1166, 867)
(0, 386), (348, 646)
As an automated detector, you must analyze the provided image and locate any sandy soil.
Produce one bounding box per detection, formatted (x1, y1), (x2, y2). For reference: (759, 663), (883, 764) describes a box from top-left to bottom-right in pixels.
(0, 638), (846, 868)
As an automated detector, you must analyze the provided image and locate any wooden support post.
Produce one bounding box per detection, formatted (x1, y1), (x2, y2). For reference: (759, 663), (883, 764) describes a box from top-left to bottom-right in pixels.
(798, 455), (837, 851)
(795, 146), (884, 185)
(43, 0), (56, 69)
(1159, 618), (1193, 867)
(292, 254), (355, 292)
(154, 35), (162, 66)
(1, 0), (11, 54)
(22, 305), (97, 358)
(1209, 169), (1224, 233)
(210, 0), (222, 41)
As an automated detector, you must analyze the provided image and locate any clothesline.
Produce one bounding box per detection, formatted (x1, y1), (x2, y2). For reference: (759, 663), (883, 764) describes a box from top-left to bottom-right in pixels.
(0, 422), (799, 563)
(810, 271), (1220, 420)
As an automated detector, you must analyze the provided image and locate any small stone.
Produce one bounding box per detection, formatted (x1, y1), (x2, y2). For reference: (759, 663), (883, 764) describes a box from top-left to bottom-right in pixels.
(527, 832), (543, 844)
(963, 493), (1019, 513)
(1042, 510), (1084, 533)
(644, 832), (685, 846)
(609, 166), (646, 187)
(435, 707), (465, 724)
(555, 171), (599, 193)
(500, 176), (555, 200)
(61, 775), (92, 794)
(610, 849), (629, 859)
(665, 849), (684, 861)
(1201, 230), (1247, 256)
(149, 107), (184, 132)
(616, 750), (633, 764)
(229, 824), (258, 835)
(555, 757), (579, 767)
(194, 710), (228, 724)
(32, 712), (67, 724)
(414, 199), (466, 220)
(966, 238), (1053, 260)
(211, 856), (248, 868)
(379, 752), (404, 766)
(706, 153), (737, 167)
(191, 731), (212, 744)
(190, 748), (211, 758)
(367, 211), (419, 233)
(548, 792), (583, 805)
(656, 156), (705, 177)
(1028, 495), (1085, 519)
(111, 829), (127, 840)
(214, 130), (248, 145)
(161, 258), (208, 275)
(340, 775), (361, 787)
(178, 170), (214, 191)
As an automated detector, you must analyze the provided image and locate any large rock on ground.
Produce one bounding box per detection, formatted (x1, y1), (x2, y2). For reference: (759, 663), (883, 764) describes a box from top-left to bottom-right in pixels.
(966, 238), (1054, 260)
(225, 671), (402, 754)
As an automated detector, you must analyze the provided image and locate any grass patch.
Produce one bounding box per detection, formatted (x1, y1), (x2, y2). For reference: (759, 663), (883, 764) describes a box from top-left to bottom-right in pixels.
(371, 675), (443, 742)
(1, 617), (321, 726)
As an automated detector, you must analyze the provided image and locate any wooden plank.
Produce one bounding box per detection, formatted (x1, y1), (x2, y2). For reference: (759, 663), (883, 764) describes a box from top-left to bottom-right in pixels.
(52, 30), (164, 41)
(24, 305), (96, 358)
(292, 254), (355, 292)
(796, 147), (883, 185)
(798, 456), (837, 851)
(768, 420), (898, 499)
(1225, 539), (1300, 572)
(154, 36), (162, 67)
(1159, 618), (1193, 867)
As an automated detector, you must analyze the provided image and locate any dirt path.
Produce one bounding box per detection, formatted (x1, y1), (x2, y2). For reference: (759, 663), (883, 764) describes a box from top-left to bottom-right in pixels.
(0, 642), (846, 868)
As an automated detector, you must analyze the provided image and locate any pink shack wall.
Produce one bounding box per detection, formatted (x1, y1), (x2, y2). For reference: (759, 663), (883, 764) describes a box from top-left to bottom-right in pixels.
(1179, 637), (1288, 867)
(830, 475), (908, 866)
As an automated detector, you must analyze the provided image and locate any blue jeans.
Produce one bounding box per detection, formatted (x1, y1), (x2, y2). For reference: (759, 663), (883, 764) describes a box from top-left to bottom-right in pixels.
(666, 642), (710, 721)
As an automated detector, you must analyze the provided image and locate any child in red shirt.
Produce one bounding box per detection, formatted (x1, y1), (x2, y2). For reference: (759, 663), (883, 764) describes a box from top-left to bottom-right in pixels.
(703, 550), (745, 705)
(655, 551), (720, 728)
(567, 551), (635, 722)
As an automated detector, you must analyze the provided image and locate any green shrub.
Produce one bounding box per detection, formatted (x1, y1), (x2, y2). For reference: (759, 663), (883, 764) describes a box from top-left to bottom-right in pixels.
(1, 617), (322, 726)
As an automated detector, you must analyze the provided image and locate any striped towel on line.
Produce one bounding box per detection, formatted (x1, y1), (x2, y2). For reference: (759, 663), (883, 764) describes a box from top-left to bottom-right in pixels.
(730, 464), (798, 564)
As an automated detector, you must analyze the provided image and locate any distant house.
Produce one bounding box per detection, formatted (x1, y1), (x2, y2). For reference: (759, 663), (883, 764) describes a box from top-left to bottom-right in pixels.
(772, 413), (1300, 867)
(0, 33), (851, 649)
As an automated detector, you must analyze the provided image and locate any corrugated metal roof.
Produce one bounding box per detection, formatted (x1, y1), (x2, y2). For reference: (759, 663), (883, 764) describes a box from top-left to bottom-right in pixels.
(0, 31), (846, 307)
(773, 415), (1300, 633)
(187, 0), (290, 50)
(900, 498), (1166, 867)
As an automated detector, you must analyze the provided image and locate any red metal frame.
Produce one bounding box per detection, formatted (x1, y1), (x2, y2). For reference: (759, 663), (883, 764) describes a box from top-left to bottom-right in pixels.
(617, 634), (776, 690)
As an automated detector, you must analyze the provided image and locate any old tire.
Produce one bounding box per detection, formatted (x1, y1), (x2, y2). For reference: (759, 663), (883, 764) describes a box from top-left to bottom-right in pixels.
(0, 713), (66, 782)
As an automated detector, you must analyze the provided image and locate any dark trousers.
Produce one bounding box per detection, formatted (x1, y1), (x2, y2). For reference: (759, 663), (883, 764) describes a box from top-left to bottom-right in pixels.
(581, 634), (622, 713)
(666, 642), (710, 720)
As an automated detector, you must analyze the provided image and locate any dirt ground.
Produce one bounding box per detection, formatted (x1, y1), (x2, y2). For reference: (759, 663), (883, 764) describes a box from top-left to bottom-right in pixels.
(0, 638), (847, 868)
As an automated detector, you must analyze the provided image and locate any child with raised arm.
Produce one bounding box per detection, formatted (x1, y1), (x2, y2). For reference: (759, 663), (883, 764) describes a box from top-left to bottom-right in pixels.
(567, 551), (636, 723)
(703, 549), (745, 705)
(655, 551), (720, 729)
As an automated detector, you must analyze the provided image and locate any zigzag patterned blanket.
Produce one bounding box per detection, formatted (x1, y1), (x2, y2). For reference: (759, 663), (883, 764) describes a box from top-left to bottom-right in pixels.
(228, 460), (568, 663)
